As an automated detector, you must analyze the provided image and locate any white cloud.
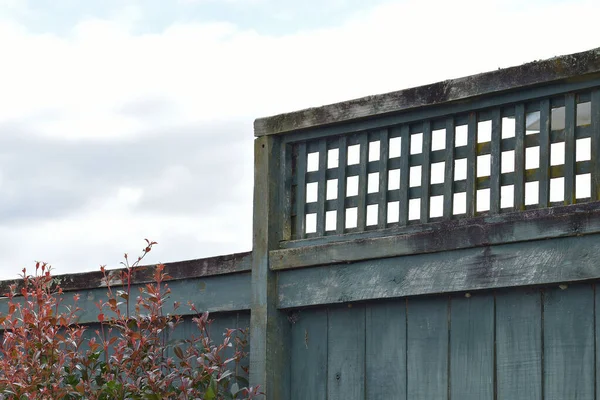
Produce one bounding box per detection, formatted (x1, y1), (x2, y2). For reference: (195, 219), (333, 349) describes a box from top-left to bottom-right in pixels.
(0, 0), (598, 279)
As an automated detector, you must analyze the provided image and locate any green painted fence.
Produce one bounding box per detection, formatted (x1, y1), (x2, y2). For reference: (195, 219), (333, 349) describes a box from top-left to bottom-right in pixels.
(3, 47), (600, 399)
(251, 46), (600, 399)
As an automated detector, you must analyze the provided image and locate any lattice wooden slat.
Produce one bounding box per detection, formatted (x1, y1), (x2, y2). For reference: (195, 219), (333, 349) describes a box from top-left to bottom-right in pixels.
(288, 89), (599, 240)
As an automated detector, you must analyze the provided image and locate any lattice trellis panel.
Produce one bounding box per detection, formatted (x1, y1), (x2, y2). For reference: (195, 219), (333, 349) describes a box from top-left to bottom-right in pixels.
(288, 89), (600, 240)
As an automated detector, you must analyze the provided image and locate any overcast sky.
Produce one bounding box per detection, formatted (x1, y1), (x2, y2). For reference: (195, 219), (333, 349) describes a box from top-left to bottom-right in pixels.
(0, 0), (598, 280)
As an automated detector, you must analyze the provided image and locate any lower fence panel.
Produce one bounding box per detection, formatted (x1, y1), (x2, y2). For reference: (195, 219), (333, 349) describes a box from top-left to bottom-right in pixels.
(288, 282), (599, 400)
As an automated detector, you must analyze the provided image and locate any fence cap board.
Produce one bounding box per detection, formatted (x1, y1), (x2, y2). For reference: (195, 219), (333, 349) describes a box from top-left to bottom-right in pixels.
(254, 47), (600, 137)
(0, 250), (252, 295)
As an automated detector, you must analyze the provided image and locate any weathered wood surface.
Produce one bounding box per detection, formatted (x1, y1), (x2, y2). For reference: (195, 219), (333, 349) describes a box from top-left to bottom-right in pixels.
(0, 271), (252, 324)
(514, 104), (526, 210)
(466, 113), (477, 217)
(327, 305), (366, 400)
(0, 251), (252, 296)
(596, 283), (600, 400)
(407, 297), (448, 400)
(277, 233), (600, 309)
(564, 94), (577, 205)
(592, 90), (600, 201)
(272, 202), (600, 270)
(249, 135), (291, 399)
(543, 285), (594, 400)
(449, 293), (494, 400)
(365, 300), (406, 399)
(496, 290), (542, 400)
(286, 284), (600, 400)
(290, 309), (328, 400)
(255, 47), (600, 136)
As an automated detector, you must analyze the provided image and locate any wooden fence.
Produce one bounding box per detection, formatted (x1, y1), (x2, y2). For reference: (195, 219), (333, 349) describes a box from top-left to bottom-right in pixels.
(2, 47), (600, 399)
(252, 46), (600, 400)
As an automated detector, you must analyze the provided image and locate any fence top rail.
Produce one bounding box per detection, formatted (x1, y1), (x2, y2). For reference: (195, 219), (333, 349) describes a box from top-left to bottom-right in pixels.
(254, 47), (600, 137)
(0, 250), (252, 295)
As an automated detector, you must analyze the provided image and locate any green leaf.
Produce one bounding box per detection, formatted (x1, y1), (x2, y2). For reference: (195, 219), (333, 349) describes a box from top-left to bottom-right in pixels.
(205, 377), (218, 400)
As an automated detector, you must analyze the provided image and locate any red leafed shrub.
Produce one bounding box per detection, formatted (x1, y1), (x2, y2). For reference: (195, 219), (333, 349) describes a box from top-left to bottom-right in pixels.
(0, 240), (261, 400)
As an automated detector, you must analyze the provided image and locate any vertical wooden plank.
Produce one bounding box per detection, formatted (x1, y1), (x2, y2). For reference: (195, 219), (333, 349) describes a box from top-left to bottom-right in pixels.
(596, 283), (600, 400)
(514, 104), (526, 210)
(291, 310), (328, 400)
(490, 109), (502, 214)
(544, 284), (594, 400)
(281, 143), (293, 240)
(443, 117), (455, 219)
(450, 293), (494, 400)
(407, 297), (448, 400)
(466, 113), (477, 216)
(366, 301), (407, 400)
(327, 305), (365, 400)
(539, 99), (551, 207)
(295, 142), (307, 239)
(378, 128), (389, 229)
(496, 290), (542, 400)
(399, 126), (411, 225)
(336, 136), (348, 234)
(420, 121), (432, 223)
(250, 135), (291, 399)
(357, 134), (369, 230)
(592, 90), (600, 201)
(564, 93), (576, 204)
(316, 139), (327, 236)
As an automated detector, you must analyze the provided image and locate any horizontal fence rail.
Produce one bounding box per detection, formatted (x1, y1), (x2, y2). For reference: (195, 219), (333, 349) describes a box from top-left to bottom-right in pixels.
(285, 88), (600, 243)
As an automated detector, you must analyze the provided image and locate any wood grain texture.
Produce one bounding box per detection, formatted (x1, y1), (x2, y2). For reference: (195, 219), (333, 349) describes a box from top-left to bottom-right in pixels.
(466, 112), (477, 216)
(271, 202), (600, 270)
(316, 139), (327, 235)
(399, 125), (410, 225)
(596, 283), (600, 400)
(255, 48), (600, 136)
(295, 142), (307, 239)
(357, 134), (369, 230)
(496, 290), (542, 400)
(249, 135), (291, 399)
(277, 233), (600, 309)
(543, 284), (594, 400)
(290, 309), (328, 400)
(421, 121), (432, 223)
(0, 251), (252, 295)
(592, 90), (600, 201)
(490, 109), (501, 213)
(514, 104), (526, 210)
(0, 271), (253, 325)
(407, 297), (448, 400)
(443, 118), (456, 218)
(327, 304), (366, 400)
(378, 128), (389, 229)
(449, 293), (494, 400)
(564, 94), (576, 205)
(365, 301), (407, 399)
(336, 136), (348, 234)
(539, 99), (551, 207)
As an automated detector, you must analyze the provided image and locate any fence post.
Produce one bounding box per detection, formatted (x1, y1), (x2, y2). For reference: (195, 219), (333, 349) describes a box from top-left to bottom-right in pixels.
(250, 134), (291, 399)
